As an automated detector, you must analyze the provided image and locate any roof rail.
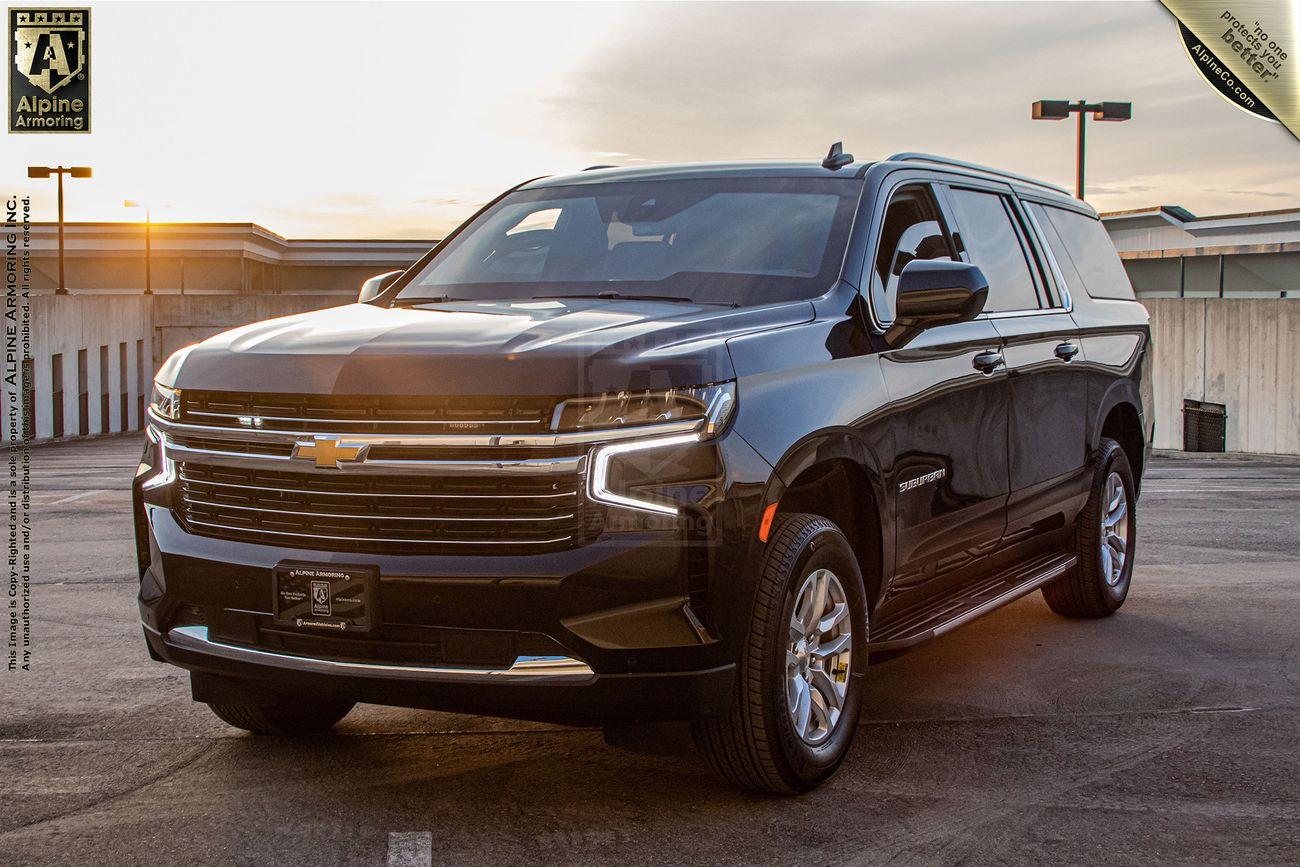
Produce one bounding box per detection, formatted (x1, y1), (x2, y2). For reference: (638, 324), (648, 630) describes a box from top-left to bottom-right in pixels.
(886, 152), (1070, 196)
(582, 164), (617, 172)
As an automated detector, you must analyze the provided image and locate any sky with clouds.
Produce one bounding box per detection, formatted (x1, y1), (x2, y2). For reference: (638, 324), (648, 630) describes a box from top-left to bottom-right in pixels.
(5, 0), (1298, 238)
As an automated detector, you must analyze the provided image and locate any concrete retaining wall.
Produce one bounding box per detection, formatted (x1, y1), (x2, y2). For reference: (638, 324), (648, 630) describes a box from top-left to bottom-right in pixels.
(3, 294), (346, 443)
(4, 296), (154, 441)
(152, 295), (346, 363)
(1146, 298), (1300, 455)
(5, 295), (1298, 455)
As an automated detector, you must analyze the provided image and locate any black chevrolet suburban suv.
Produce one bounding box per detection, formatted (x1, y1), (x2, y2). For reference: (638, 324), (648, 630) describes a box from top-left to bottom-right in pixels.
(136, 149), (1152, 793)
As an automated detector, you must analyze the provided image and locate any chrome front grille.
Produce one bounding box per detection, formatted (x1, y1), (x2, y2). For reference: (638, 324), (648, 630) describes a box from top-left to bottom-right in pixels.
(175, 463), (597, 554)
(152, 390), (704, 555)
(181, 390), (557, 434)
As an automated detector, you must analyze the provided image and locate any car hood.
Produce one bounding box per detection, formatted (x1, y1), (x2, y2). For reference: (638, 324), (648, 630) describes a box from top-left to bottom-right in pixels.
(162, 298), (813, 396)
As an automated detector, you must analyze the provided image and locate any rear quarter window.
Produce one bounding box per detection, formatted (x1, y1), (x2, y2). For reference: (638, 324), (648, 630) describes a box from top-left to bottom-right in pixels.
(1037, 205), (1135, 301)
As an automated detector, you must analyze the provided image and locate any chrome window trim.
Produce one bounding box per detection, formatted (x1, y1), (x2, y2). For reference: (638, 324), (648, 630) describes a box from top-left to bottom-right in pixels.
(163, 625), (596, 684)
(974, 214), (1075, 320)
(982, 306), (1074, 320)
(1018, 200), (1075, 314)
(943, 181), (1058, 319)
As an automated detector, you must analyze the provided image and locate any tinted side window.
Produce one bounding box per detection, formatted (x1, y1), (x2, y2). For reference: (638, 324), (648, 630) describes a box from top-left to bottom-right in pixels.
(869, 185), (955, 323)
(946, 187), (1041, 313)
(1040, 205), (1136, 300)
(1026, 202), (1084, 299)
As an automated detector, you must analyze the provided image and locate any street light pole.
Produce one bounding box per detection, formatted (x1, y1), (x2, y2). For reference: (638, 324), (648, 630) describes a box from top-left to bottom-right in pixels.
(27, 165), (93, 295)
(124, 200), (153, 295)
(1031, 101), (1130, 200)
(1075, 100), (1086, 201)
(57, 170), (64, 294)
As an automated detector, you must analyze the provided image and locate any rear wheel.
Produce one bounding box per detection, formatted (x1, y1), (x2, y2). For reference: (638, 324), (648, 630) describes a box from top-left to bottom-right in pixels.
(208, 696), (355, 736)
(693, 513), (867, 794)
(1043, 437), (1136, 618)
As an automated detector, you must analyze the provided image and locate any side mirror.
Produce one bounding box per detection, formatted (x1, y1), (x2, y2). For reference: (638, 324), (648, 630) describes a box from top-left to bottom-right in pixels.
(359, 270), (403, 304)
(893, 260), (988, 330)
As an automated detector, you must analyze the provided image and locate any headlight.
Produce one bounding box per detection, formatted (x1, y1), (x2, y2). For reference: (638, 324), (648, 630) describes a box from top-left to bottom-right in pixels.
(585, 382), (734, 516)
(150, 382), (180, 421)
(556, 382), (735, 438)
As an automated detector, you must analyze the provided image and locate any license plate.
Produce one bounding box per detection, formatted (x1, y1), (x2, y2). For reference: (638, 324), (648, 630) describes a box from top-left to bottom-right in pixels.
(274, 563), (377, 632)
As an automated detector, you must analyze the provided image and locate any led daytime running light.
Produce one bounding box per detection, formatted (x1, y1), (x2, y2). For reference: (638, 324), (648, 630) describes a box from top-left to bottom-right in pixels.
(588, 432), (701, 515)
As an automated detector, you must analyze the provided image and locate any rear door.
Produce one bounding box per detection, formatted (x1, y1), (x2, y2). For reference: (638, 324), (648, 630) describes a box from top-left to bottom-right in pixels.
(941, 182), (1090, 561)
(868, 178), (1010, 612)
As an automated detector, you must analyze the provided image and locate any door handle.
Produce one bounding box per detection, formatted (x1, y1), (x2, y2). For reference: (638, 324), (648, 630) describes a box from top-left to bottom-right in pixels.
(1055, 341), (1080, 361)
(972, 349), (1004, 374)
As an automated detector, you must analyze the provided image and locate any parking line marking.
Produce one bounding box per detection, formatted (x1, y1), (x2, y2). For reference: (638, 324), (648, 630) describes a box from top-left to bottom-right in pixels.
(1145, 486), (1300, 493)
(49, 489), (105, 505)
(387, 832), (432, 867)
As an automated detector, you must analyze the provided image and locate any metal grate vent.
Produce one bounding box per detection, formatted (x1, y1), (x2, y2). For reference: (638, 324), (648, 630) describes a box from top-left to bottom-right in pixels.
(1182, 399), (1227, 453)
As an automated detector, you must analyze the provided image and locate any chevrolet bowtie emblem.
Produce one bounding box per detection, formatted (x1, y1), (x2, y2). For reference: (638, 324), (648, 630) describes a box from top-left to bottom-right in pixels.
(292, 438), (369, 468)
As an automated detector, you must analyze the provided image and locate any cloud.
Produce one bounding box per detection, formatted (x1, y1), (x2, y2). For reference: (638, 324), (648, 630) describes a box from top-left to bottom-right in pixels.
(1206, 188), (1296, 198)
(548, 1), (1300, 216)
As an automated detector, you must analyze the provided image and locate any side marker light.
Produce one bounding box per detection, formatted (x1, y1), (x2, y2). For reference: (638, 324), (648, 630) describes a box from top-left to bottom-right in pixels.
(758, 502), (779, 542)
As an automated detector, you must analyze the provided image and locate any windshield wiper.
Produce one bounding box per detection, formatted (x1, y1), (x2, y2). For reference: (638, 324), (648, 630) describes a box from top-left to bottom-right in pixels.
(391, 295), (467, 307)
(532, 291), (705, 304)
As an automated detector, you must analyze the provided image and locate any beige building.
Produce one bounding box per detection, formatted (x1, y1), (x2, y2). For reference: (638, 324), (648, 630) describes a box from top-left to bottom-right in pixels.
(7, 212), (1298, 452)
(1101, 205), (1300, 299)
(26, 222), (435, 296)
(26, 206), (1300, 300)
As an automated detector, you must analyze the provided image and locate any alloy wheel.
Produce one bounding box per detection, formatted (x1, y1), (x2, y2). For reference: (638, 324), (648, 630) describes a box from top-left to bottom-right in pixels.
(1100, 471), (1129, 589)
(785, 568), (852, 746)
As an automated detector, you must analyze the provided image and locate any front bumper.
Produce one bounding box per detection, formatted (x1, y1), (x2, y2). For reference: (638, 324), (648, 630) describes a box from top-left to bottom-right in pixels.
(145, 623), (735, 725)
(137, 505), (739, 723)
(134, 432), (774, 725)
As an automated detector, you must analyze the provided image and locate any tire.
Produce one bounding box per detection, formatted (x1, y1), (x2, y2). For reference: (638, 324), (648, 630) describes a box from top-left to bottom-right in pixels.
(1043, 437), (1136, 619)
(208, 696), (355, 736)
(692, 513), (867, 794)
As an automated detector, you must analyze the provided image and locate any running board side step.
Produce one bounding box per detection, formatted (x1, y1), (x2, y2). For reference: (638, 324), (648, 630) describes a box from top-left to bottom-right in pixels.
(868, 553), (1076, 652)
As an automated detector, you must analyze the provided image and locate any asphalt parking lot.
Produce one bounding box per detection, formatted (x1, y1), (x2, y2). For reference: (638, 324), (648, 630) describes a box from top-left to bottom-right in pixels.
(2, 435), (1298, 865)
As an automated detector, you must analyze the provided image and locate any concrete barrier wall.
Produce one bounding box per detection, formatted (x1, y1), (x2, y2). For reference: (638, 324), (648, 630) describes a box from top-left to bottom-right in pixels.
(2, 294), (347, 444)
(6, 295), (1299, 455)
(1146, 298), (1300, 455)
(3, 296), (154, 442)
(152, 295), (347, 363)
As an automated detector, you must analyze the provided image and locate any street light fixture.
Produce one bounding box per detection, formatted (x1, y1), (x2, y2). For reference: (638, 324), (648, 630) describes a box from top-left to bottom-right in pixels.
(123, 200), (153, 295)
(1031, 100), (1131, 199)
(27, 165), (93, 295)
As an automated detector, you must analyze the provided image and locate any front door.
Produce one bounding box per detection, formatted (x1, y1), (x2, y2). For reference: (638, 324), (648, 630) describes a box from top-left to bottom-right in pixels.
(867, 181), (1011, 612)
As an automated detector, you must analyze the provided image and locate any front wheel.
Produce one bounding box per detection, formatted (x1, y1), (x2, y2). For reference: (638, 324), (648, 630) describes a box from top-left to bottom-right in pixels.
(208, 696), (355, 736)
(1043, 437), (1136, 618)
(693, 513), (867, 794)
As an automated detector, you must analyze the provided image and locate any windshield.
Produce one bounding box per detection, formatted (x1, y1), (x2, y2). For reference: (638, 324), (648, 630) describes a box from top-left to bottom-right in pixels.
(395, 177), (861, 307)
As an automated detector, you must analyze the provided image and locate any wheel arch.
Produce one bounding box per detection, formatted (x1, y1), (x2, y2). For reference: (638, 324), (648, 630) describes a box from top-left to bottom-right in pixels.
(763, 430), (890, 614)
(1093, 386), (1146, 491)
